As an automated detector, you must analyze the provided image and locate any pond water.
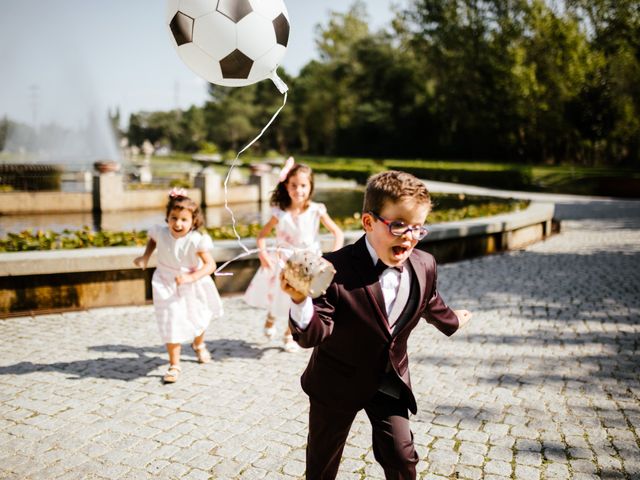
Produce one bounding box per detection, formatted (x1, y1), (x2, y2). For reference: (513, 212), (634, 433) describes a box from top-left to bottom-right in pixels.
(0, 188), (366, 236)
(0, 188), (511, 236)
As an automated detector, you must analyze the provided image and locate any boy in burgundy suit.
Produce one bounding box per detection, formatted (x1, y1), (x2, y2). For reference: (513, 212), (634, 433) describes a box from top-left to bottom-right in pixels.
(281, 170), (472, 479)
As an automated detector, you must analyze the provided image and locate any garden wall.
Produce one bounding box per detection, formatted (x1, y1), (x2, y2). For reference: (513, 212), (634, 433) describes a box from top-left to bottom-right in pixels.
(0, 202), (555, 317)
(0, 170), (269, 215)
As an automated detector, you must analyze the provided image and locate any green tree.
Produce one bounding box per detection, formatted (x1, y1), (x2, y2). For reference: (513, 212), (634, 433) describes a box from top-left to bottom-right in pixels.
(204, 85), (259, 151)
(294, 2), (372, 154)
(567, 0), (640, 165)
(127, 110), (182, 149)
(176, 106), (206, 152)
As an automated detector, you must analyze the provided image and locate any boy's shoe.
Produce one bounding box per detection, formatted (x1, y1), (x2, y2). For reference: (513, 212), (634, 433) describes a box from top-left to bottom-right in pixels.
(163, 365), (181, 383)
(283, 334), (300, 353)
(191, 342), (212, 364)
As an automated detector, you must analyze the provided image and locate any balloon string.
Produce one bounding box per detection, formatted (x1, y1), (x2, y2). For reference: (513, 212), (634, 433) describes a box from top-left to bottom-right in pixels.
(222, 90), (288, 255)
(214, 246), (293, 276)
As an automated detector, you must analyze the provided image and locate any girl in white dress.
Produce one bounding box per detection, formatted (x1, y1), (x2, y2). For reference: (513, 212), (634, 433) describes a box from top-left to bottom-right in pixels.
(244, 159), (343, 351)
(134, 189), (223, 383)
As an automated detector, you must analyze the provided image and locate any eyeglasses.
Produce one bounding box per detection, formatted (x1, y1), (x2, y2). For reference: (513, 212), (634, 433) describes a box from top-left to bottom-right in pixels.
(368, 212), (429, 240)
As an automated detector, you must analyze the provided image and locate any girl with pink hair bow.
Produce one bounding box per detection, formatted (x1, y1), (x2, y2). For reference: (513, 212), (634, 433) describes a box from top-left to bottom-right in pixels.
(243, 158), (344, 352)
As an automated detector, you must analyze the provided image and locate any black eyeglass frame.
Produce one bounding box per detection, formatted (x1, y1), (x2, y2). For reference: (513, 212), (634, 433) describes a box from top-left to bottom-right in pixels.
(367, 211), (429, 240)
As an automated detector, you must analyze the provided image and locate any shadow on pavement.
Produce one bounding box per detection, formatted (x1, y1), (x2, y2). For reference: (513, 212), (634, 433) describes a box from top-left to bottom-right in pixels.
(0, 338), (272, 381)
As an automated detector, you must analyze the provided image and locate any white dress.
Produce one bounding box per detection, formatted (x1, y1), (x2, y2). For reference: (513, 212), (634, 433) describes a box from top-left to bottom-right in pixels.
(243, 202), (326, 318)
(149, 225), (223, 343)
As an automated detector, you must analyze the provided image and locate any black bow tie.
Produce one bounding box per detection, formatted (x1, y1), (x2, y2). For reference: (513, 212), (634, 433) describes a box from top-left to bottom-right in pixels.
(375, 259), (403, 276)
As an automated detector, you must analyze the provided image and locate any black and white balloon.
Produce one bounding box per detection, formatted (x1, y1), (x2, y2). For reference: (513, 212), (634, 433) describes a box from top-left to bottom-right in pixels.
(167, 0), (290, 91)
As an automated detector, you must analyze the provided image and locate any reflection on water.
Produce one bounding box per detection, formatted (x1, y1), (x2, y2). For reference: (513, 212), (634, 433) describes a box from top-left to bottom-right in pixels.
(0, 188), (366, 236)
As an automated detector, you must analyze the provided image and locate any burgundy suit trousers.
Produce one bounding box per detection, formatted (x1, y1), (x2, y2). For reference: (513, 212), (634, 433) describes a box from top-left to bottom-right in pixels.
(306, 392), (418, 479)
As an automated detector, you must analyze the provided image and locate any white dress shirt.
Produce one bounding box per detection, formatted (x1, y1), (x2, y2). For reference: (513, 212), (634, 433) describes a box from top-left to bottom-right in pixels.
(290, 237), (410, 329)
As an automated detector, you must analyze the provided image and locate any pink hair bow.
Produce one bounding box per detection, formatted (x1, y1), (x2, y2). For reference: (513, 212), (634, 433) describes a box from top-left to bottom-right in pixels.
(278, 156), (295, 183)
(169, 187), (187, 198)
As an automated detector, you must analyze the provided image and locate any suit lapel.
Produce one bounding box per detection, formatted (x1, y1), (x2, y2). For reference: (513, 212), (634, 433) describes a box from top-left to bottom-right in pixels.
(408, 253), (426, 312)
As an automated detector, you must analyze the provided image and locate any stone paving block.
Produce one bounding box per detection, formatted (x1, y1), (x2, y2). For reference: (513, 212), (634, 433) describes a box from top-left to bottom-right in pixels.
(282, 458), (306, 477)
(456, 429), (489, 443)
(483, 474), (511, 480)
(490, 434), (515, 448)
(484, 459), (512, 476)
(484, 422), (510, 437)
(514, 464), (541, 480)
(570, 458), (599, 474)
(596, 454), (624, 471)
(362, 462), (386, 478)
(182, 469), (212, 480)
(488, 445), (512, 462)
(571, 473), (600, 480)
(459, 452), (485, 467)
(453, 464), (483, 480)
(544, 462), (570, 478)
(569, 446), (594, 459)
(428, 461), (456, 476)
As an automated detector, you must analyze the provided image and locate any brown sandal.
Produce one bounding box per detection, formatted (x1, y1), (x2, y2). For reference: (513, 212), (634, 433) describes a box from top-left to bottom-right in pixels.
(163, 364), (181, 383)
(191, 342), (211, 364)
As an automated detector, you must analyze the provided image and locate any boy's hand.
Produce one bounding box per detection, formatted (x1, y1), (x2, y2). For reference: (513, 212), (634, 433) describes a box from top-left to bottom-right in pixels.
(133, 256), (147, 270)
(280, 272), (307, 304)
(454, 309), (472, 329)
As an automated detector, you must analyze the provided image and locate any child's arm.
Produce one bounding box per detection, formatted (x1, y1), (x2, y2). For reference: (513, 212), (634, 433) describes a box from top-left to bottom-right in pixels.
(422, 263), (472, 335)
(176, 250), (216, 285)
(256, 216), (279, 269)
(320, 213), (344, 251)
(133, 239), (156, 270)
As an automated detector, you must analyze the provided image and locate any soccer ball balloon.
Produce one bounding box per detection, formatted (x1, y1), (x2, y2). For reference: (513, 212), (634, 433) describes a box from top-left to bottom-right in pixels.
(167, 0), (290, 92)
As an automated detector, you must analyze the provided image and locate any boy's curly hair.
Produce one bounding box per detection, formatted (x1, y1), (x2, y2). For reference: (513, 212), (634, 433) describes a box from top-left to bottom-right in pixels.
(363, 170), (431, 214)
(165, 195), (204, 230)
(270, 163), (314, 210)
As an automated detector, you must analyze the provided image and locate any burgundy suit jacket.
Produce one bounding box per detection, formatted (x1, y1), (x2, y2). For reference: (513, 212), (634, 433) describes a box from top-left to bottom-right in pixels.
(289, 235), (459, 414)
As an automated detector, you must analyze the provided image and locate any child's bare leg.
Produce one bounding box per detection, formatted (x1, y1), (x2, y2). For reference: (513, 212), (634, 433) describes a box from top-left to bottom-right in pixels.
(264, 313), (276, 329)
(163, 343), (181, 383)
(264, 313), (277, 339)
(193, 332), (205, 348)
(166, 343), (181, 366)
(283, 326), (299, 352)
(191, 332), (211, 363)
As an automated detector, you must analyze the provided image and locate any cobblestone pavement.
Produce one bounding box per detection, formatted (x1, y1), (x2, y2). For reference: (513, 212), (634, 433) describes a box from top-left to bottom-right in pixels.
(1, 195), (639, 479)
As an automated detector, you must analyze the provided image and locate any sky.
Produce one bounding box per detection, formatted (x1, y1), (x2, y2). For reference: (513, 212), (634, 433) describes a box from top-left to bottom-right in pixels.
(0, 0), (405, 130)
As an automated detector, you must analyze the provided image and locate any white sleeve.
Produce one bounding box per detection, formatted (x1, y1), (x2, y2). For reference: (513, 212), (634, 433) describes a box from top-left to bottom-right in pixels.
(197, 232), (214, 252)
(316, 202), (327, 216)
(148, 224), (161, 242)
(289, 296), (314, 330)
(271, 206), (285, 220)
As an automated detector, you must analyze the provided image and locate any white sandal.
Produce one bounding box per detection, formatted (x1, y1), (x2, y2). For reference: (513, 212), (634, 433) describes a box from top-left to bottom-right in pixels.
(191, 342), (211, 364)
(283, 334), (300, 353)
(163, 364), (181, 383)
